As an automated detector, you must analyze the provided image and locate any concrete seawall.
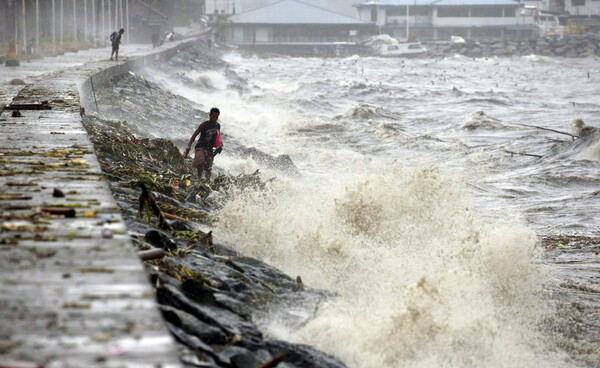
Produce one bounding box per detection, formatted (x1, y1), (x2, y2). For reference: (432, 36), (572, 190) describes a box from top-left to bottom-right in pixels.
(80, 37), (206, 110)
(0, 35), (208, 368)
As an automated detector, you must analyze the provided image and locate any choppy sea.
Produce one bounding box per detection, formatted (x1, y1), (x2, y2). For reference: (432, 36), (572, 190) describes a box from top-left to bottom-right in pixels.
(145, 52), (600, 368)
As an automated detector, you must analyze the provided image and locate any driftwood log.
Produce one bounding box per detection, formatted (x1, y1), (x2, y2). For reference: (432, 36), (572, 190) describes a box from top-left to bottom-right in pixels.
(138, 181), (172, 231)
(138, 248), (166, 261)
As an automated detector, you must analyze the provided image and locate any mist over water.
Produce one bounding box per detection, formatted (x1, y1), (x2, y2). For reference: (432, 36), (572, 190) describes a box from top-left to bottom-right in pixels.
(143, 52), (600, 367)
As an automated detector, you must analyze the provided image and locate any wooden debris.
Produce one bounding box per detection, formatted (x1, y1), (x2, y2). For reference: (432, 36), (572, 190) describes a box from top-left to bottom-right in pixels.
(163, 212), (187, 222)
(137, 181), (172, 231)
(182, 231), (213, 253)
(515, 123), (578, 139)
(4, 101), (51, 110)
(41, 207), (76, 218)
(257, 353), (288, 368)
(293, 276), (305, 292)
(139, 248), (166, 261)
(502, 150), (543, 159)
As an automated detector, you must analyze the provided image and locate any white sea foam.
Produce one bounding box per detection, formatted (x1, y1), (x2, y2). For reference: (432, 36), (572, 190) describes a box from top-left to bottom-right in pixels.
(148, 52), (600, 367)
(585, 142), (600, 161)
(187, 69), (231, 90)
(146, 67), (303, 153)
(216, 162), (567, 368)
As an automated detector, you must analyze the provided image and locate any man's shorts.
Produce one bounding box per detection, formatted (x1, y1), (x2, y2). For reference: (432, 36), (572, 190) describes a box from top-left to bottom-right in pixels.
(192, 148), (213, 168)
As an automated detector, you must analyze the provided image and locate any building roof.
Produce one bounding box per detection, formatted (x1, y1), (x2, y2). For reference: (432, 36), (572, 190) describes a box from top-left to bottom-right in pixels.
(434, 0), (521, 6)
(357, 0), (437, 6)
(229, 0), (369, 24)
(356, 0), (520, 6)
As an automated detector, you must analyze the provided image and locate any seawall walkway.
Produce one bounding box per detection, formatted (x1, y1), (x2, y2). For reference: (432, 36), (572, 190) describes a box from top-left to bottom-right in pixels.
(0, 38), (206, 368)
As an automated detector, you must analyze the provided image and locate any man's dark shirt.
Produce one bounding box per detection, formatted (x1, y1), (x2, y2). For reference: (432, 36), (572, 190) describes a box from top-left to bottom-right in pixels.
(195, 121), (221, 150)
(112, 33), (122, 48)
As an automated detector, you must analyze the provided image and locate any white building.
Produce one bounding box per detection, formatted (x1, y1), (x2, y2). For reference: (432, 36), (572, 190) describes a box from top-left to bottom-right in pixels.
(520, 0), (600, 15)
(205, 0), (236, 15)
(565, 0), (600, 16)
(206, 0), (360, 17)
(355, 0), (538, 41)
(225, 0), (370, 54)
(520, 0), (553, 12)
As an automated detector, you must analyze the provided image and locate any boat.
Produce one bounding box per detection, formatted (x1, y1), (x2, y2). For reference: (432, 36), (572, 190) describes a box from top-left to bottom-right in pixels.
(520, 6), (564, 37)
(451, 35), (466, 44)
(362, 34), (427, 57)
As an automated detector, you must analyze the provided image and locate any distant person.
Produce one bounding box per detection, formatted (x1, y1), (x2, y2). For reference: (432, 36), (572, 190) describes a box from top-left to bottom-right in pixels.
(151, 32), (160, 48)
(25, 37), (34, 62)
(110, 28), (125, 61)
(183, 108), (223, 182)
(26, 37), (34, 55)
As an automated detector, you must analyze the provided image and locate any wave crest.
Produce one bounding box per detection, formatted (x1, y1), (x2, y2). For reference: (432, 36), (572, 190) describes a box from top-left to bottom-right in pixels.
(216, 164), (560, 368)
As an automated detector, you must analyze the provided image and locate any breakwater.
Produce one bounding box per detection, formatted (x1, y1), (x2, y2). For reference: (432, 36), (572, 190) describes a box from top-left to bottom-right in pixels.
(425, 34), (600, 58)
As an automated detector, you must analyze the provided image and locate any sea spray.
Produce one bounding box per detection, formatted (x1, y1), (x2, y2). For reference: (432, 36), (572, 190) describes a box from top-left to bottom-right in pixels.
(87, 45), (600, 366)
(145, 64), (300, 151)
(216, 163), (569, 368)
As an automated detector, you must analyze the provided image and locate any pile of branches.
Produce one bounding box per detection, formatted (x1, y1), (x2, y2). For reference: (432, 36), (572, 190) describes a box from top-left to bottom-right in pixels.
(82, 115), (269, 211)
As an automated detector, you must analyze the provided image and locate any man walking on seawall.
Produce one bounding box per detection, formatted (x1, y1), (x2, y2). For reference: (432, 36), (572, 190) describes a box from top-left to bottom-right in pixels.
(183, 108), (223, 182)
(110, 28), (125, 61)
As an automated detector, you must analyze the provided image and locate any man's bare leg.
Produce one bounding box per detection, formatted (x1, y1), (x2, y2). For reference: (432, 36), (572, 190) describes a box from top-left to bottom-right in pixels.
(196, 167), (204, 182)
(204, 167), (211, 182)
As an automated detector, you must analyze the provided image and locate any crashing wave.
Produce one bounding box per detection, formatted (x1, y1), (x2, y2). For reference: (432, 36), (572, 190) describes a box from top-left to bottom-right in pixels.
(462, 111), (510, 130)
(343, 103), (398, 121)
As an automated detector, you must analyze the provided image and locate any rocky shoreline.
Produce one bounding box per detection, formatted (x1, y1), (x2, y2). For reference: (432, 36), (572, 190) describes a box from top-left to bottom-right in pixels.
(423, 34), (600, 58)
(82, 45), (342, 368)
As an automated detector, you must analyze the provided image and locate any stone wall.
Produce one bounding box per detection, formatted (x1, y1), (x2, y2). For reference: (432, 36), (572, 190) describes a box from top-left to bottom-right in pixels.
(424, 34), (600, 58)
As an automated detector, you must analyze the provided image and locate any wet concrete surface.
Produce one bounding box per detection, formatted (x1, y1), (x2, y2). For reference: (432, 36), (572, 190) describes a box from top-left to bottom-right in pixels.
(0, 43), (194, 368)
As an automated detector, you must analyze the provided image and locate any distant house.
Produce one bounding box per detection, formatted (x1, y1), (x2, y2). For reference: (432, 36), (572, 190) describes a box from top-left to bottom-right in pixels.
(128, 0), (170, 43)
(565, 0), (600, 16)
(205, 0), (361, 17)
(205, 0), (237, 21)
(225, 0), (372, 54)
(355, 0), (538, 41)
(520, 0), (557, 13)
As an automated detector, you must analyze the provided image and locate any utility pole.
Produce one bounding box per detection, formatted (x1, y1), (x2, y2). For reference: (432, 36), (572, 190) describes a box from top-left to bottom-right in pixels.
(73, 0), (78, 44)
(125, 0), (129, 43)
(120, 0), (124, 33)
(406, 2), (409, 40)
(102, 0), (106, 44)
(108, 0), (112, 34)
(36, 0), (39, 55)
(22, 0), (27, 50)
(84, 0), (88, 46)
(60, 0), (64, 52)
(414, 0), (417, 39)
(52, 0), (56, 54)
(92, 0), (97, 46)
(5, 0), (19, 66)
